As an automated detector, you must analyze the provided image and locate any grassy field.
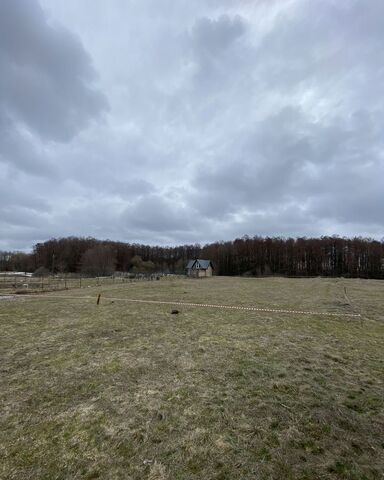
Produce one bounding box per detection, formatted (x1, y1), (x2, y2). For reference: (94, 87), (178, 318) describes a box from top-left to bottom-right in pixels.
(1, 276), (383, 479)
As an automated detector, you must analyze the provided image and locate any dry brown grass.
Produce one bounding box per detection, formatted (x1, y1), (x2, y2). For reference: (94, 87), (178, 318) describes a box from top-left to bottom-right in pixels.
(1, 276), (383, 479)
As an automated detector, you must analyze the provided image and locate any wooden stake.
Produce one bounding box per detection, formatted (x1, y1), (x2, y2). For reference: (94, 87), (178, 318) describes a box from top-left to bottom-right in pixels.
(97, 293), (101, 305)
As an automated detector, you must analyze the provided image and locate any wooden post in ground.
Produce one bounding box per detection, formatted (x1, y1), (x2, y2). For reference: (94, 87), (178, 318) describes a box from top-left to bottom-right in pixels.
(97, 293), (101, 305)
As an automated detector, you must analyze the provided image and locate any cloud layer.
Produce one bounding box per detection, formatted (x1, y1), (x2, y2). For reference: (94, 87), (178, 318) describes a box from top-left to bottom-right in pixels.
(1, 0), (383, 251)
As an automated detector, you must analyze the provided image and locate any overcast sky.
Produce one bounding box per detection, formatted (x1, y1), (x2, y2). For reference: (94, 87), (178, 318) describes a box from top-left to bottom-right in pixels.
(1, 0), (383, 251)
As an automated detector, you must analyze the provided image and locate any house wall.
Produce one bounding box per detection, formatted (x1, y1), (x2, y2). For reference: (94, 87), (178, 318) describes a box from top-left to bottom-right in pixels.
(198, 266), (213, 277)
(187, 268), (198, 277)
(187, 264), (213, 277)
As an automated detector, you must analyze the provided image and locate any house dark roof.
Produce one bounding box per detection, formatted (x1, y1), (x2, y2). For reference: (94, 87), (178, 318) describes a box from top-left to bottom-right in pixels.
(186, 259), (195, 269)
(186, 259), (213, 270)
(196, 259), (212, 269)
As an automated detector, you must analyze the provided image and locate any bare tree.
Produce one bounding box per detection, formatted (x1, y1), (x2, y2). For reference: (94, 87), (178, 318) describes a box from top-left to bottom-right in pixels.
(81, 245), (116, 276)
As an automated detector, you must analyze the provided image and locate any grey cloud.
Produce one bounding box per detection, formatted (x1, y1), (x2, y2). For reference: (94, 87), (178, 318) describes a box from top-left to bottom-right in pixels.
(191, 15), (246, 56)
(187, 14), (250, 98)
(0, 205), (50, 229)
(0, 112), (56, 176)
(1, 0), (384, 250)
(0, 0), (109, 249)
(122, 195), (193, 234)
(189, 107), (313, 213)
(0, 179), (51, 213)
(256, 0), (384, 103)
(0, 0), (107, 143)
(188, 102), (384, 233)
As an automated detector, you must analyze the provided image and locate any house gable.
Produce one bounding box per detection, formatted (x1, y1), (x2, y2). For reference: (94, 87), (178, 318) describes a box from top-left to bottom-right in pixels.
(186, 259), (213, 276)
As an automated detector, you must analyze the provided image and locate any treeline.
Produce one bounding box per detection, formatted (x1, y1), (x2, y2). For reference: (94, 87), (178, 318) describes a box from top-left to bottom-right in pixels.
(1, 235), (384, 278)
(0, 237), (200, 276)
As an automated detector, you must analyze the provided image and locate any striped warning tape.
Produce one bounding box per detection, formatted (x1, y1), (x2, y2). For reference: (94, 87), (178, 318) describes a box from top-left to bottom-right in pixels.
(15, 294), (361, 317)
(119, 298), (361, 317)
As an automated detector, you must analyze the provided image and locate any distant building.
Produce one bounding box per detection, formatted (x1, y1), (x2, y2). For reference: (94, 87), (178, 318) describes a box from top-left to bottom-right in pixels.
(186, 259), (214, 278)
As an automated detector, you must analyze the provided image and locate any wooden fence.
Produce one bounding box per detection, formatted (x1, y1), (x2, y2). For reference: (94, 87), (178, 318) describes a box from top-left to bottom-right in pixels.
(0, 273), (165, 294)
